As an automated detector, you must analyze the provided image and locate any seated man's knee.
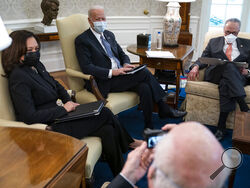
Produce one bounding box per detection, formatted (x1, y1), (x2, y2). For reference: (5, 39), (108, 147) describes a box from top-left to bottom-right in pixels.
(138, 68), (152, 78)
(101, 107), (113, 116)
(138, 82), (151, 94)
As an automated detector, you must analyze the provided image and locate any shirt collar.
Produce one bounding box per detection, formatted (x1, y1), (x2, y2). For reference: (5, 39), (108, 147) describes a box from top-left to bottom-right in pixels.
(90, 27), (104, 39)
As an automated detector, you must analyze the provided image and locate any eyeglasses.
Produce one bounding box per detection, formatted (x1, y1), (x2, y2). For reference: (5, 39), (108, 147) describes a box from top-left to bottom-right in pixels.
(224, 31), (239, 36)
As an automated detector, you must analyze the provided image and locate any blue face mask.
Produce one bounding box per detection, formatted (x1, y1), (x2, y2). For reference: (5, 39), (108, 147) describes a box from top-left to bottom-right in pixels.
(93, 21), (107, 33)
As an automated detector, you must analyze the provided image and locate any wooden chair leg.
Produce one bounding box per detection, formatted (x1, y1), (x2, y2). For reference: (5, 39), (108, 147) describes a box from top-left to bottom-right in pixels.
(228, 169), (237, 188)
(85, 174), (95, 188)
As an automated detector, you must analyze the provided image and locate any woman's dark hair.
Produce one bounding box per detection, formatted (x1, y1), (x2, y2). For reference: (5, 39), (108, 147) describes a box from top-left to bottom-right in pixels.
(1, 30), (40, 77)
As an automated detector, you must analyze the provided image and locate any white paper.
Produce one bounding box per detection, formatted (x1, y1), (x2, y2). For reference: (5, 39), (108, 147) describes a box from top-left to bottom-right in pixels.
(146, 51), (175, 58)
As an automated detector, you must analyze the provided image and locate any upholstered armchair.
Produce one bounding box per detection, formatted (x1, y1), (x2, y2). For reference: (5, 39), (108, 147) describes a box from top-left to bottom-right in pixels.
(185, 31), (250, 129)
(0, 51), (101, 188)
(56, 14), (139, 115)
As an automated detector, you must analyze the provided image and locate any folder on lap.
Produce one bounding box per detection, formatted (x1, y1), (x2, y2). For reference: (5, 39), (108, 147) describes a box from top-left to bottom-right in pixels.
(198, 57), (248, 68)
(54, 100), (105, 123)
(125, 64), (147, 74)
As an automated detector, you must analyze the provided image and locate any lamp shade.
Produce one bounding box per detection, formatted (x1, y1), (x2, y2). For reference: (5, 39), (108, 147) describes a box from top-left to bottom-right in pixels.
(0, 16), (12, 51)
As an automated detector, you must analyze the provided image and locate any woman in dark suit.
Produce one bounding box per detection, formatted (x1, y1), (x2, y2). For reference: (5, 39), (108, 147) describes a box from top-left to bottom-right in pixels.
(1, 30), (140, 176)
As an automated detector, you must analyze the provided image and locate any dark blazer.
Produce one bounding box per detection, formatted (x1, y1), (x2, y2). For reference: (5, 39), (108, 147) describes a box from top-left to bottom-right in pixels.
(9, 62), (114, 139)
(9, 62), (70, 125)
(194, 36), (250, 81)
(75, 29), (130, 96)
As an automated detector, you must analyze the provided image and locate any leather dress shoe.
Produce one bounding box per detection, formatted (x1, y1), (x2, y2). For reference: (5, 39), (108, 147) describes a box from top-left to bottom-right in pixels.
(214, 130), (225, 141)
(159, 107), (187, 119)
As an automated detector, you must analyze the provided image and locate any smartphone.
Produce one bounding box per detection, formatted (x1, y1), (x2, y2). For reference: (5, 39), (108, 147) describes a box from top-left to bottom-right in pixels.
(143, 128), (167, 148)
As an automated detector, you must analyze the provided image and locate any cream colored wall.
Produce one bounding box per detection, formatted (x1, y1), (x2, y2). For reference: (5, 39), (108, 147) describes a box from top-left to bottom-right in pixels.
(1, 0), (166, 20)
(1, 0), (202, 72)
(1, 0), (201, 20)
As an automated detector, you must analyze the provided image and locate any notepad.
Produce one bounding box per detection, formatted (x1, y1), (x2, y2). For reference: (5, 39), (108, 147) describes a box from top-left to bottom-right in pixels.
(198, 57), (248, 68)
(146, 51), (175, 58)
(125, 64), (147, 74)
(54, 100), (105, 123)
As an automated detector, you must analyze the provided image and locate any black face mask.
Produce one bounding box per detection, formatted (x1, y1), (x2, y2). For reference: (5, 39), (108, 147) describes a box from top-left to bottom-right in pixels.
(22, 51), (40, 66)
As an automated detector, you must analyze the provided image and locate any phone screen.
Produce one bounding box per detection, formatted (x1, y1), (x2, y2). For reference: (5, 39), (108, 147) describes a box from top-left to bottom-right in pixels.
(147, 134), (164, 148)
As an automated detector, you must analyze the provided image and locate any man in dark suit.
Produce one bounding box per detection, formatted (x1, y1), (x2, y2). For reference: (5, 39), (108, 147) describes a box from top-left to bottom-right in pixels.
(75, 5), (186, 129)
(188, 18), (250, 141)
(106, 122), (230, 188)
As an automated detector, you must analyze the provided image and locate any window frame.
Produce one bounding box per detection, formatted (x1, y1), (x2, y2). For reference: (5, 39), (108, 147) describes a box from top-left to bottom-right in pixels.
(195, 0), (249, 59)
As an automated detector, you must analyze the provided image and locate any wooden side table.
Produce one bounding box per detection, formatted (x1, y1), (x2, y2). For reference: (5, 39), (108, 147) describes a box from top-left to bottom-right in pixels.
(228, 112), (250, 188)
(0, 127), (88, 188)
(127, 43), (194, 108)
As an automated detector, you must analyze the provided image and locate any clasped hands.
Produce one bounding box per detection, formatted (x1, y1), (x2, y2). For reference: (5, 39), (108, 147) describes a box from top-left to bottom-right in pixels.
(112, 64), (135, 76)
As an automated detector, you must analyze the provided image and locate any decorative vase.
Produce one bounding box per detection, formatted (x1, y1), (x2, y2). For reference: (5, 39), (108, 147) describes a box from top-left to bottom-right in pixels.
(162, 2), (181, 47)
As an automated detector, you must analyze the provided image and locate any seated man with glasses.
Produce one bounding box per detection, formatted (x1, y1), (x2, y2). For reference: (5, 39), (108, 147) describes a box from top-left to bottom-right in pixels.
(188, 18), (250, 141)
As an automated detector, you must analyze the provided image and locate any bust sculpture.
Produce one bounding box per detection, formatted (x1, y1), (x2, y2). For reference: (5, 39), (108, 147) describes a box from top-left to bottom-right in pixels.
(41, 0), (60, 26)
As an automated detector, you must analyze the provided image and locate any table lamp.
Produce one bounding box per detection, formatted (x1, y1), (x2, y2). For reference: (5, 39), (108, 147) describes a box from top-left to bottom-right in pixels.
(157, 0), (195, 47)
(0, 16), (12, 51)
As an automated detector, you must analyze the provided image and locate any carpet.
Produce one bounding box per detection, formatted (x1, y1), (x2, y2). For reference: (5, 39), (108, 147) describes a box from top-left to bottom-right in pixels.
(93, 106), (250, 188)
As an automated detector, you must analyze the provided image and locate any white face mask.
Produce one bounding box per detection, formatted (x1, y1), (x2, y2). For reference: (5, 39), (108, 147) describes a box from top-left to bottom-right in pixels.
(93, 21), (107, 33)
(224, 33), (237, 44)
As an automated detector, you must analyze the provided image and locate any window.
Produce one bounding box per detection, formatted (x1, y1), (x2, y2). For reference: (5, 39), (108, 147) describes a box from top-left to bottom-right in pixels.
(209, 0), (244, 31)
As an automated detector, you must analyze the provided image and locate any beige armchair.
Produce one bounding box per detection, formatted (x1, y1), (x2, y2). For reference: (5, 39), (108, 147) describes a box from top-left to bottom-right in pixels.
(185, 31), (250, 129)
(0, 51), (101, 188)
(56, 14), (139, 115)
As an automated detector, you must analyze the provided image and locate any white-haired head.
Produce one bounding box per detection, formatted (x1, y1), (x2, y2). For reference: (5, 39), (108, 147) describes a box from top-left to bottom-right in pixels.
(148, 122), (230, 188)
(88, 5), (104, 18)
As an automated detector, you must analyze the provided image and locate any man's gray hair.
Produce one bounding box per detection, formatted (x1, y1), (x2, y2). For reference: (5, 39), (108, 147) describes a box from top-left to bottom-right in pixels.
(152, 122), (230, 188)
(88, 5), (104, 18)
(225, 18), (241, 29)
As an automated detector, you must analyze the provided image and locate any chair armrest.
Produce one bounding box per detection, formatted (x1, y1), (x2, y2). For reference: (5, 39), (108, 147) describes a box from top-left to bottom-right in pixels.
(101, 182), (110, 188)
(90, 75), (107, 103)
(67, 89), (76, 102)
(0, 119), (48, 130)
(198, 68), (205, 81)
(66, 68), (107, 103)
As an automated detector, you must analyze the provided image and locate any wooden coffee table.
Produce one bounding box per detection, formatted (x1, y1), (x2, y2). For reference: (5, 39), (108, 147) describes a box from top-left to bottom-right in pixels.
(127, 43), (193, 108)
(228, 112), (250, 188)
(0, 127), (88, 188)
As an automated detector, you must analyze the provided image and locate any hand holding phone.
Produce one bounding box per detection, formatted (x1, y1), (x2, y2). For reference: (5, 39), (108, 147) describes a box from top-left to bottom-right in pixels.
(143, 128), (168, 148)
